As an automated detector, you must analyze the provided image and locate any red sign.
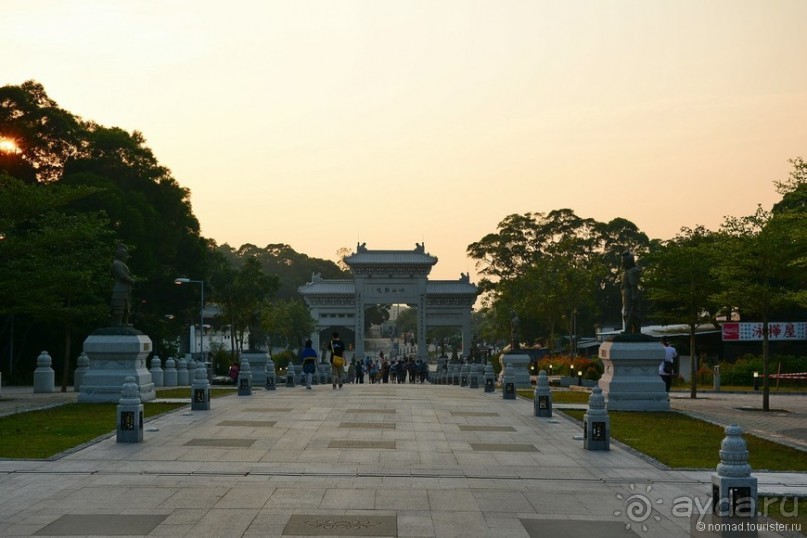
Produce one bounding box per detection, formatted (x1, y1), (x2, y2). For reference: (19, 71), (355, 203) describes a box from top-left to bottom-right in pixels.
(722, 323), (740, 341)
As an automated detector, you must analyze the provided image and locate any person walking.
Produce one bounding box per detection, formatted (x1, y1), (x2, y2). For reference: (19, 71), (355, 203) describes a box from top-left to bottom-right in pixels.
(300, 339), (318, 390)
(659, 338), (677, 392)
(330, 332), (346, 389)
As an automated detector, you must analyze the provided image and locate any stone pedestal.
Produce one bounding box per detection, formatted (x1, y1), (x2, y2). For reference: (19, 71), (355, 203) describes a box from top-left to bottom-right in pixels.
(265, 358), (277, 391)
(176, 358), (189, 386)
(583, 387), (610, 450)
(285, 364), (296, 388)
(237, 358), (253, 396)
(78, 328), (155, 403)
(33, 351), (55, 393)
(484, 363), (495, 393)
(116, 376), (144, 443)
(149, 356), (164, 387)
(191, 366), (211, 410)
(534, 370), (552, 417)
(241, 352), (268, 387)
(163, 357), (177, 387)
(598, 339), (669, 411)
(502, 362), (516, 400)
(500, 353), (531, 389)
(712, 425), (758, 518)
(73, 352), (90, 392)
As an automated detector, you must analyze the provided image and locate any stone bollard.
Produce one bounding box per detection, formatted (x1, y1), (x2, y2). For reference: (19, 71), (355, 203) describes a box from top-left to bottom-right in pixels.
(237, 358), (253, 396)
(469, 363), (480, 388)
(502, 363), (516, 400)
(484, 363), (495, 393)
(190, 365), (211, 411)
(117, 376), (144, 443)
(163, 357), (178, 387)
(73, 352), (90, 392)
(176, 358), (189, 386)
(711, 424), (758, 518)
(460, 363), (469, 387)
(534, 370), (552, 417)
(149, 356), (164, 388)
(583, 386), (610, 450)
(33, 351), (55, 393)
(285, 364), (296, 388)
(452, 365), (461, 386)
(185, 358), (196, 385)
(265, 358), (277, 390)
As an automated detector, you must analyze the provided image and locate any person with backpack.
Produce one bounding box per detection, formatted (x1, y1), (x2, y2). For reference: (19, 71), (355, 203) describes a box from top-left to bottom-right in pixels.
(300, 339), (318, 390)
(330, 332), (346, 389)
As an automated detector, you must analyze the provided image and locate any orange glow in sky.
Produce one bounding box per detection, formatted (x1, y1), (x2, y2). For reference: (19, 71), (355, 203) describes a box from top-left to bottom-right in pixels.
(2, 1), (806, 282)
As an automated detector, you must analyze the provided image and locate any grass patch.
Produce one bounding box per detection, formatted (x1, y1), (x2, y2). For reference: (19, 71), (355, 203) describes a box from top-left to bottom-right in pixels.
(155, 387), (237, 399)
(562, 409), (807, 472)
(0, 402), (186, 459)
(516, 389), (591, 404)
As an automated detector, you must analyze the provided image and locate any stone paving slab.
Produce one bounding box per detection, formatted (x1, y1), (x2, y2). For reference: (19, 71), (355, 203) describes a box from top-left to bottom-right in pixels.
(33, 514), (167, 535)
(283, 514), (397, 536)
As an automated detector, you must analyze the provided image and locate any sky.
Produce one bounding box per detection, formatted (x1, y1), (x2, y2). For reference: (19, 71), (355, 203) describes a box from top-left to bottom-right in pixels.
(3, 0), (806, 283)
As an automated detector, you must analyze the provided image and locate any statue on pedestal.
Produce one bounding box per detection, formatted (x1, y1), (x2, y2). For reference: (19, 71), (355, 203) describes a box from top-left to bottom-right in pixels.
(110, 244), (134, 326)
(620, 252), (642, 334)
(509, 309), (521, 352)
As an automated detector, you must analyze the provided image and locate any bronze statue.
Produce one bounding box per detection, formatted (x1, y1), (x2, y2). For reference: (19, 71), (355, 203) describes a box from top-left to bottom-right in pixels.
(110, 244), (134, 326)
(509, 309), (521, 351)
(620, 251), (642, 334)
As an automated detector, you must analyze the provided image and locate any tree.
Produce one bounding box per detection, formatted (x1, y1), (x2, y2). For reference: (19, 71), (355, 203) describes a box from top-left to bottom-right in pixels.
(262, 299), (316, 353)
(0, 81), (86, 183)
(711, 202), (806, 411)
(643, 226), (721, 399)
(2, 81), (209, 374)
(467, 209), (650, 347)
(209, 256), (278, 357)
(365, 305), (390, 331)
(0, 175), (114, 389)
(220, 243), (345, 300)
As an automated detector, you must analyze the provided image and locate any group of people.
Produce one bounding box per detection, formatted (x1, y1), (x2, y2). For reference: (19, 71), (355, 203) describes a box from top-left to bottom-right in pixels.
(346, 355), (429, 384)
(296, 332), (431, 389)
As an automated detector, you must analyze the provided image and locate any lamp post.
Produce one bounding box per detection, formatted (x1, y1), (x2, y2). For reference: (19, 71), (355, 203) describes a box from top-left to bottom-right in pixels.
(174, 278), (206, 373)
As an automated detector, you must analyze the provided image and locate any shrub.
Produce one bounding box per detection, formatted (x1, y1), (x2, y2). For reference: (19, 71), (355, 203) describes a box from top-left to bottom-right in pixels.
(535, 355), (602, 380)
(271, 349), (296, 373)
(718, 354), (807, 387)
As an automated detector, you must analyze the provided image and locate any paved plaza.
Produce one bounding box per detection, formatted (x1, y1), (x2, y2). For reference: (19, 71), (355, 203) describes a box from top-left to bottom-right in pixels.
(0, 384), (805, 537)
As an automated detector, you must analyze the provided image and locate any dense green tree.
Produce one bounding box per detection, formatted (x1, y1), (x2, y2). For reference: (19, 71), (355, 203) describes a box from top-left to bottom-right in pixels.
(261, 299), (316, 354)
(208, 255), (278, 360)
(395, 307), (417, 337)
(643, 226), (721, 398)
(711, 200), (806, 411)
(63, 124), (208, 335)
(0, 81), (86, 183)
(220, 243), (345, 300)
(0, 175), (113, 388)
(467, 210), (649, 348)
(1, 81), (208, 375)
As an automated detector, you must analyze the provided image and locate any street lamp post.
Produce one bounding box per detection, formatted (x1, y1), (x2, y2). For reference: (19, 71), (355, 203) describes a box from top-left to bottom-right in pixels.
(174, 278), (206, 375)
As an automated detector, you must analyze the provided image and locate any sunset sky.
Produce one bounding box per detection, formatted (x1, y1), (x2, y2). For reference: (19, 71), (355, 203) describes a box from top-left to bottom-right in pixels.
(4, 1), (806, 282)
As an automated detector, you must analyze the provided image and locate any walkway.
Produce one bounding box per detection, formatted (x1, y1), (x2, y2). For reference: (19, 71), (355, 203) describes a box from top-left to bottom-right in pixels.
(0, 384), (805, 537)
